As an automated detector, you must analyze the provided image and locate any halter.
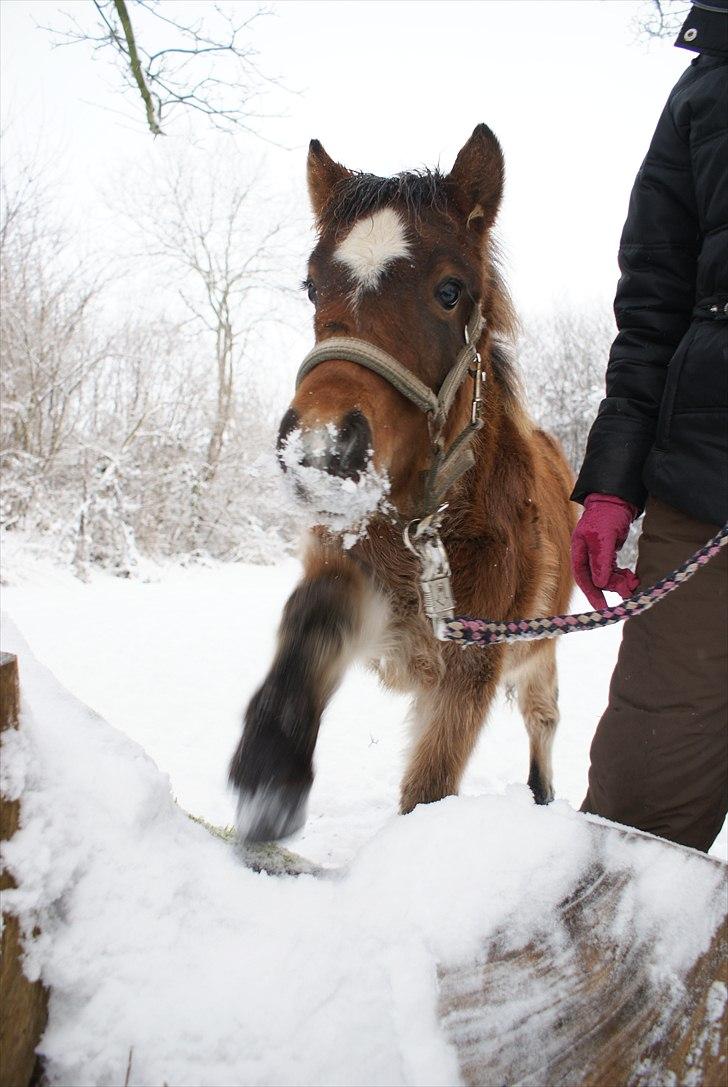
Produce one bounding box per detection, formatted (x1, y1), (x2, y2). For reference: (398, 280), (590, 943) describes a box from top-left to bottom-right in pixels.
(296, 306), (487, 626)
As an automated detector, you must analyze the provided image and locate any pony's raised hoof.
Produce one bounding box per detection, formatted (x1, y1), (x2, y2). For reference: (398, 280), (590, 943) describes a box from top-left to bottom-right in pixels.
(229, 679), (316, 842)
(234, 783), (310, 843)
(528, 760), (555, 806)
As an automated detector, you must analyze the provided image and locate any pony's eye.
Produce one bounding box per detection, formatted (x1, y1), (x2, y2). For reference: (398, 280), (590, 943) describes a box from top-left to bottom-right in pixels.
(436, 279), (462, 310)
(302, 278), (317, 304)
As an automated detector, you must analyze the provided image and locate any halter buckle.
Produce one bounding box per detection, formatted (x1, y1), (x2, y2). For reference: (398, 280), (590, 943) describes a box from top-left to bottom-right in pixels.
(470, 352), (484, 427)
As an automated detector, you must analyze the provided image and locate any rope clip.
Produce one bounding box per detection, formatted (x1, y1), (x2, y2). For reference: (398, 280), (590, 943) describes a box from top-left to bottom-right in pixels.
(403, 505), (455, 633)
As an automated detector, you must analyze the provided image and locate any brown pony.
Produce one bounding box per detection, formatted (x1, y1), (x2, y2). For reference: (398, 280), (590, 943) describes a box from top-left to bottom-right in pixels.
(229, 124), (575, 841)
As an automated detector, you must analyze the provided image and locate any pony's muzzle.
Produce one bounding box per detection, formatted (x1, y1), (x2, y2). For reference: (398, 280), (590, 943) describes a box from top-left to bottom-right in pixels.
(277, 407), (372, 481)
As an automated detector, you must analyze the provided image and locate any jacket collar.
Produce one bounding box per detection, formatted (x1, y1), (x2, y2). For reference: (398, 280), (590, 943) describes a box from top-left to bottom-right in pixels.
(675, 3), (728, 58)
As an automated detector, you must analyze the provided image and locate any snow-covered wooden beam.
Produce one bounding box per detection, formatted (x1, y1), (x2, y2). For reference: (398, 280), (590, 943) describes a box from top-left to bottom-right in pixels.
(438, 819), (727, 1087)
(0, 653), (48, 1087)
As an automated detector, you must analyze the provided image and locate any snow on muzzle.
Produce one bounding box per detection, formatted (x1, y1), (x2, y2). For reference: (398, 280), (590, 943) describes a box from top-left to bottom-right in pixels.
(278, 407), (371, 480)
(276, 408), (390, 541)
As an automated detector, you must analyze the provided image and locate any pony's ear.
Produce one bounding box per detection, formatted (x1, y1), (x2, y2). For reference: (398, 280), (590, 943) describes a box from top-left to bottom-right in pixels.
(307, 140), (352, 226)
(445, 124), (505, 231)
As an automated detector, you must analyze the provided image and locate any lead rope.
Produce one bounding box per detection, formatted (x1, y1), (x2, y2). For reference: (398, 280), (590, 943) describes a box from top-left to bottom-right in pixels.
(430, 522), (728, 646)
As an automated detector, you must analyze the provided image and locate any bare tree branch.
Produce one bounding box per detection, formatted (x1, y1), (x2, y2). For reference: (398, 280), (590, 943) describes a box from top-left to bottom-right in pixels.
(39, 1), (282, 137)
(111, 0), (162, 135)
(634, 0), (690, 40)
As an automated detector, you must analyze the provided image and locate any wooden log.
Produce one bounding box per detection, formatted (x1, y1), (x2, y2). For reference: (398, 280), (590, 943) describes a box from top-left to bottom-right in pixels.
(439, 820), (728, 1087)
(1, 652), (48, 1087)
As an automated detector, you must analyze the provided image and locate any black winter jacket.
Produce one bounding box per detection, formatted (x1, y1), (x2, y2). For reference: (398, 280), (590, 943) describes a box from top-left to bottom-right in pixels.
(572, 5), (728, 527)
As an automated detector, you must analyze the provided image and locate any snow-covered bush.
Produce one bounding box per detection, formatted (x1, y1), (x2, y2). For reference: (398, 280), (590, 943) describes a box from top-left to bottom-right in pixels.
(1, 144), (304, 576)
(518, 306), (613, 476)
(518, 306), (642, 566)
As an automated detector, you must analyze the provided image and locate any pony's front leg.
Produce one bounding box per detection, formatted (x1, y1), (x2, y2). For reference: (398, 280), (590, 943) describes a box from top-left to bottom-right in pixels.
(229, 550), (373, 841)
(400, 649), (502, 814)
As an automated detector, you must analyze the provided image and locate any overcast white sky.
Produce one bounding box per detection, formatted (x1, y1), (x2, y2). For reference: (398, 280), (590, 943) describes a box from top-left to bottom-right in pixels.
(1, 0), (690, 319)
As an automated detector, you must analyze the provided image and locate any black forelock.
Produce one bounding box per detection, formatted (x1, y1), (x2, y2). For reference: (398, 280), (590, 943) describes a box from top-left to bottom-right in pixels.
(323, 169), (449, 227)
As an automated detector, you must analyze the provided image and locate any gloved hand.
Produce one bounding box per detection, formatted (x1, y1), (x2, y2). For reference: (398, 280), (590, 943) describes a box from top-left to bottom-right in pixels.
(571, 493), (640, 610)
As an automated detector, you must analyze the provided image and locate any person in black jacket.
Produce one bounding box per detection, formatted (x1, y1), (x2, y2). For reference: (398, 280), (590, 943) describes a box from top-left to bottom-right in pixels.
(571, 0), (728, 853)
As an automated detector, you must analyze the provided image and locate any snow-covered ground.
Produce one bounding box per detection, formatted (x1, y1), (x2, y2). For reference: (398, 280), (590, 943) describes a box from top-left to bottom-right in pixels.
(1, 554), (726, 1085)
(3, 555), (726, 866)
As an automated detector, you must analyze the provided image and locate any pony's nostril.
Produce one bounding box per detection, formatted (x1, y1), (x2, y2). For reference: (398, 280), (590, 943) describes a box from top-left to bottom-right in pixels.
(277, 408), (372, 481)
(335, 409), (372, 479)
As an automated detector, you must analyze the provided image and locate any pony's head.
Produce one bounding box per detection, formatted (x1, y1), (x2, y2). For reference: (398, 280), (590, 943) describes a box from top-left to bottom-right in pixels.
(279, 125), (514, 530)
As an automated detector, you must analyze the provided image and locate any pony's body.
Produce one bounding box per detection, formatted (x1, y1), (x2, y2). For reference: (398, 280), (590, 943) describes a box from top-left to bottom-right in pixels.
(230, 127), (576, 841)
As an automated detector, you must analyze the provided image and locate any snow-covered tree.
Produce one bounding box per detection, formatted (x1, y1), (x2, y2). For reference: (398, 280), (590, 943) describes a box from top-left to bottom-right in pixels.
(1, 141), (301, 574)
(518, 306), (613, 475)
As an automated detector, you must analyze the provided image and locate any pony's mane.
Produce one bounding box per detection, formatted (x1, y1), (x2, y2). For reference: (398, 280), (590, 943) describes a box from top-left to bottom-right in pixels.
(324, 169), (449, 227)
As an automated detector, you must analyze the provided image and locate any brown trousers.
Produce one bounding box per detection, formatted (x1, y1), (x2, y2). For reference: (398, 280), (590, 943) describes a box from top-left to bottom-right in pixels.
(581, 498), (728, 852)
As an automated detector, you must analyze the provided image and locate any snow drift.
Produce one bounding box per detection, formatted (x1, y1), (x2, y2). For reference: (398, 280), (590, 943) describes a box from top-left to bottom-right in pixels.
(1, 616), (726, 1086)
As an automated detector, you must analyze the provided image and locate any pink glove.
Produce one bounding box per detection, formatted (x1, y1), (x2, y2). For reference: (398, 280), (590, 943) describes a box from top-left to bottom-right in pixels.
(571, 494), (640, 610)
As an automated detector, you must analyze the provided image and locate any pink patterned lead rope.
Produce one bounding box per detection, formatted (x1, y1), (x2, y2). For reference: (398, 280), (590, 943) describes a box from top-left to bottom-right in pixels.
(441, 522), (728, 646)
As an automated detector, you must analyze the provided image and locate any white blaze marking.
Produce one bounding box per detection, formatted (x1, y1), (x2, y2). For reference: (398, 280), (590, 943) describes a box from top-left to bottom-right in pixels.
(334, 207), (411, 296)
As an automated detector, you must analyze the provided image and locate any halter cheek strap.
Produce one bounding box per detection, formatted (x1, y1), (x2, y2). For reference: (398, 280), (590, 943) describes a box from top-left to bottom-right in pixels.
(295, 307), (487, 514)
